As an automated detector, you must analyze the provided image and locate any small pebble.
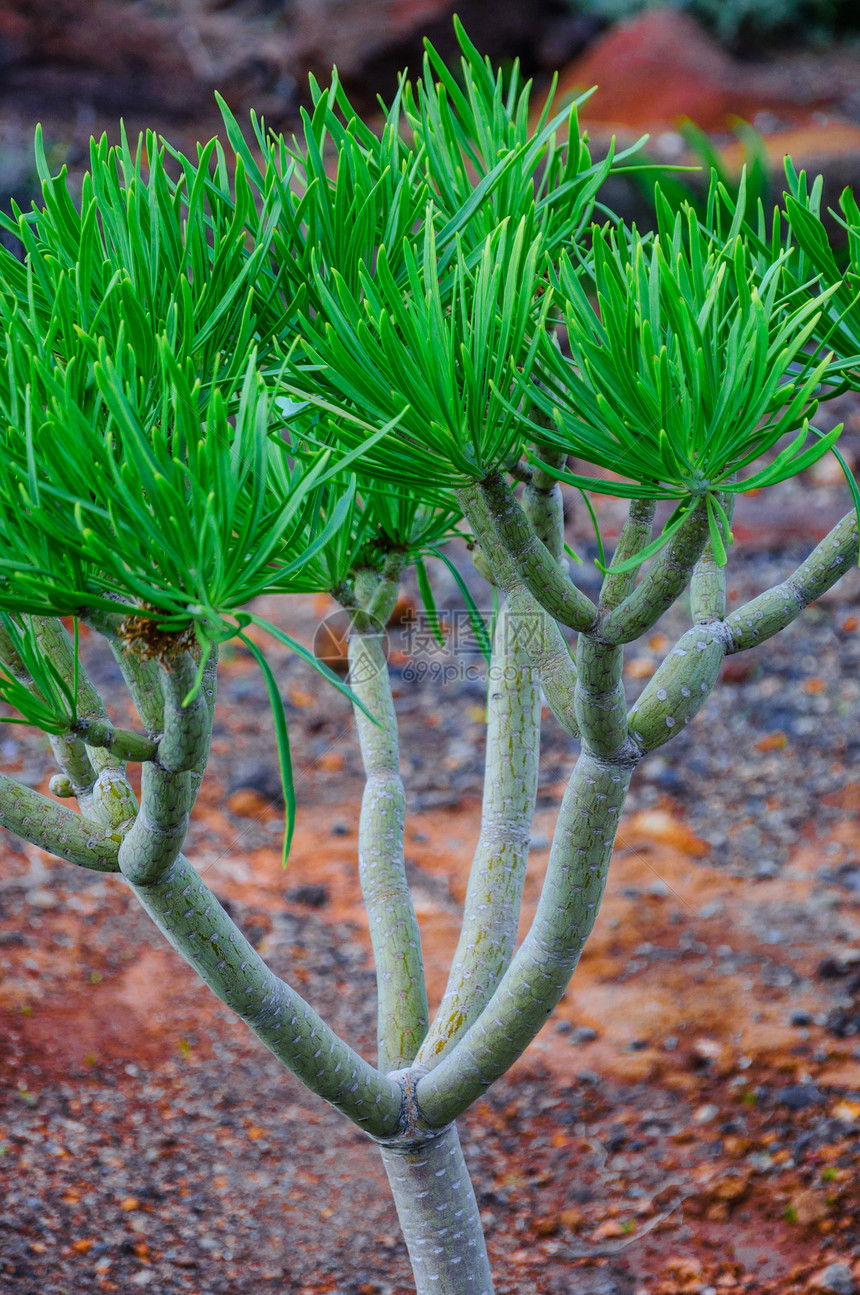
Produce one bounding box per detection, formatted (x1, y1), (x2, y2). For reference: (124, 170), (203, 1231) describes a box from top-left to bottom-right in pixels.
(286, 884), (329, 908)
(777, 1083), (822, 1110)
(815, 1262), (857, 1295)
(570, 1026), (598, 1045)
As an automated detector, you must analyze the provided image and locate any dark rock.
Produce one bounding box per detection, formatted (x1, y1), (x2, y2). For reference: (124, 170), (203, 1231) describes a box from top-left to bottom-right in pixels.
(228, 762), (284, 806)
(777, 1083), (823, 1110)
(818, 956), (851, 979)
(789, 1010), (814, 1027)
(831, 864), (860, 893)
(571, 1026), (598, 1045)
(286, 884), (330, 909)
(605, 1123), (627, 1151)
(825, 1008), (860, 1039)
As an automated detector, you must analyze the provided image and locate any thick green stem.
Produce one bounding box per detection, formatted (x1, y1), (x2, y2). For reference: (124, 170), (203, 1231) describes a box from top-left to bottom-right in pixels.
(349, 622), (429, 1072)
(31, 618), (143, 831)
(32, 617), (131, 795)
(628, 623), (727, 753)
(73, 719), (158, 763)
(118, 652), (214, 884)
(128, 853), (403, 1134)
(523, 449), (566, 564)
(478, 471), (598, 632)
(416, 749), (632, 1126)
(460, 485), (579, 736)
(725, 510), (859, 652)
(47, 732), (98, 812)
(600, 499), (656, 613)
(574, 637), (629, 760)
(158, 652), (212, 775)
(0, 773), (122, 871)
(690, 494), (733, 623)
(99, 629), (164, 734)
(600, 501), (710, 644)
(118, 764), (192, 884)
(379, 1122), (494, 1295)
(416, 603), (540, 1067)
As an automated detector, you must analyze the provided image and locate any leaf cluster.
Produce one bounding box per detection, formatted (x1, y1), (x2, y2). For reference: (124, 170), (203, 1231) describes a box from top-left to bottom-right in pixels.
(0, 615), (79, 734)
(0, 130), (362, 643)
(527, 184), (841, 521)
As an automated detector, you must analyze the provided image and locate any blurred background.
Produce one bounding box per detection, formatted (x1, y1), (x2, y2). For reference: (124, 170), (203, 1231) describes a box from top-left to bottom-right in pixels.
(3, 0), (860, 221)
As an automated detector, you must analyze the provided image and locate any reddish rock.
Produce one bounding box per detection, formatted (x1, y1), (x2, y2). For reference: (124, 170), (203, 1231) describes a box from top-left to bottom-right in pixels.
(555, 8), (837, 130)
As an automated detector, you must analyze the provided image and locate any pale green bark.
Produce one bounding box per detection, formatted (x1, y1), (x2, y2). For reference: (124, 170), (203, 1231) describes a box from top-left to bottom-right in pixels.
(72, 719), (158, 763)
(522, 452), (566, 563)
(690, 494), (733, 624)
(0, 773), (123, 871)
(628, 624), (726, 753)
(380, 1121), (493, 1295)
(478, 470), (598, 632)
(725, 510), (858, 651)
(416, 749), (632, 1126)
(574, 638), (628, 759)
(118, 651), (215, 885)
(158, 651), (212, 774)
(416, 603), (540, 1066)
(31, 616), (139, 825)
(127, 851), (403, 1134)
(460, 484), (579, 736)
(600, 501), (710, 644)
(600, 499), (657, 613)
(349, 623), (429, 1072)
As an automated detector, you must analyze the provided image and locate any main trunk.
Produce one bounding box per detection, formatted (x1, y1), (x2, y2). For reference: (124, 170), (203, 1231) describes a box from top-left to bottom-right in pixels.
(379, 1122), (493, 1295)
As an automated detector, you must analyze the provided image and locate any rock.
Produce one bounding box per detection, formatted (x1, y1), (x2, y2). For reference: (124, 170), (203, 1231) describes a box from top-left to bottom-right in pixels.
(831, 863), (860, 892)
(225, 788), (275, 818)
(790, 1010), (815, 1027)
(590, 1219), (626, 1240)
(664, 1257), (704, 1288)
(558, 1206), (584, 1231)
(25, 888), (58, 909)
(228, 762), (284, 806)
(291, 0), (453, 80)
(709, 1174), (750, 1204)
(626, 808), (709, 856)
(553, 8), (840, 131)
(286, 884), (329, 909)
(809, 1262), (857, 1294)
(0, 0), (290, 117)
(571, 1026), (599, 1045)
(790, 1187), (829, 1226)
(778, 1083), (823, 1110)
